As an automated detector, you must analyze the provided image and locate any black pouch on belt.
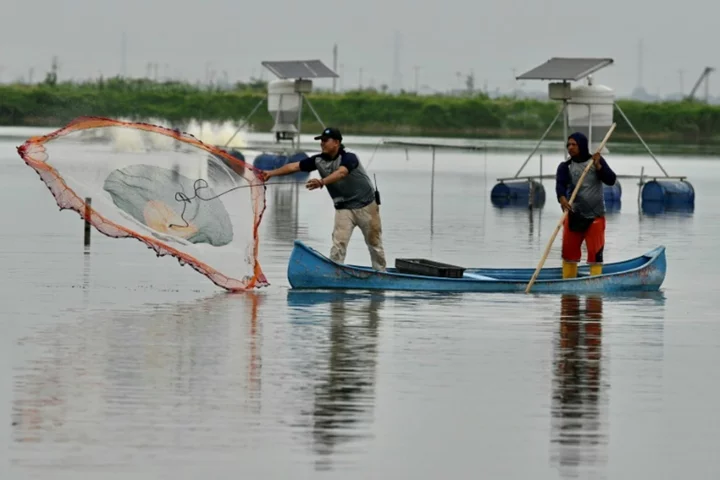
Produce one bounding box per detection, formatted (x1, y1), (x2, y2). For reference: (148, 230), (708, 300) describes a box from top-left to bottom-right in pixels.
(568, 211), (594, 232)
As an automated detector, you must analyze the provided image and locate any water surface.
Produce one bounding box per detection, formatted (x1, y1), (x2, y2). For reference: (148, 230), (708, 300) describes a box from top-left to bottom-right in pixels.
(1, 131), (719, 479)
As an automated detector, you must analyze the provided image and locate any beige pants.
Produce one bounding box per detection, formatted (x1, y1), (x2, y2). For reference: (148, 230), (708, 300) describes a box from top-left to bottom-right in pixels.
(330, 201), (387, 271)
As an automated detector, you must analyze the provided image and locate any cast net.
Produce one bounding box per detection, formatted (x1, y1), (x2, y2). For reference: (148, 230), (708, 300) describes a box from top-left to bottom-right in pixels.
(16, 116), (268, 291)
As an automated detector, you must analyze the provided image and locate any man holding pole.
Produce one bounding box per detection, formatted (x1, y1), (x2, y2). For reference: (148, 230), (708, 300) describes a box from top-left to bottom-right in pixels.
(555, 131), (617, 279)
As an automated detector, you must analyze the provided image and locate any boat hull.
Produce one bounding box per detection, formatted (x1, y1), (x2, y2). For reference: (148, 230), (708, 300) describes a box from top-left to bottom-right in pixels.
(286, 240), (667, 294)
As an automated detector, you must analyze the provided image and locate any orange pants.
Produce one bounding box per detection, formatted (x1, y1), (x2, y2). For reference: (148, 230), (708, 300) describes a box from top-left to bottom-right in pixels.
(562, 215), (605, 263)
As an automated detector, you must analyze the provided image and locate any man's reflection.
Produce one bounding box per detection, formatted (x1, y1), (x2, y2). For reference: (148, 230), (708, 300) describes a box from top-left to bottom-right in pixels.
(288, 291), (382, 471)
(550, 294), (606, 476)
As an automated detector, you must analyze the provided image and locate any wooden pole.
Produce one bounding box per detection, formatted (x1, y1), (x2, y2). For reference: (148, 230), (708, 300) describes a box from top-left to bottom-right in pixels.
(84, 197), (92, 249)
(524, 123), (617, 294)
(430, 146), (436, 234)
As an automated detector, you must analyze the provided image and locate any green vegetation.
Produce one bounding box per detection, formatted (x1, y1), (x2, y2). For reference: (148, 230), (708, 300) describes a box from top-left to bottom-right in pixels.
(2, 76), (720, 147)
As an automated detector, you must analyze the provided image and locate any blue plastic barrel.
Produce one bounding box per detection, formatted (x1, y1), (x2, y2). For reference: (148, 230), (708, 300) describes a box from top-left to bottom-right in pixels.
(253, 153), (287, 171)
(227, 149), (246, 162)
(288, 151), (309, 164)
(287, 151), (310, 181)
(490, 180), (546, 207)
(641, 179), (695, 205)
(603, 180), (622, 203)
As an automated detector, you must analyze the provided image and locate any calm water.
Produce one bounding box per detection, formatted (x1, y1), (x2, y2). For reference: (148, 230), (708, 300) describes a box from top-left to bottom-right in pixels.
(1, 127), (720, 479)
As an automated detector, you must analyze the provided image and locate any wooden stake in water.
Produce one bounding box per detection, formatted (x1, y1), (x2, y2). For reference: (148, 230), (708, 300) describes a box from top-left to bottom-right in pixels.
(430, 146), (436, 234)
(84, 197), (92, 249)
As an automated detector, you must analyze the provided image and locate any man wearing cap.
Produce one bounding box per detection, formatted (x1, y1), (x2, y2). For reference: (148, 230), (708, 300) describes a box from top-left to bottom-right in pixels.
(263, 127), (387, 271)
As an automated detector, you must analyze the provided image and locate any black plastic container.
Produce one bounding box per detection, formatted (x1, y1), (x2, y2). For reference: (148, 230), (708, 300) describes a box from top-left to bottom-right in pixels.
(395, 258), (466, 278)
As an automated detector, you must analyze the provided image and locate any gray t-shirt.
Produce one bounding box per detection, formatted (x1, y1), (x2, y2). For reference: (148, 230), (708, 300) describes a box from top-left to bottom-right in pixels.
(567, 158), (606, 218)
(556, 156), (617, 219)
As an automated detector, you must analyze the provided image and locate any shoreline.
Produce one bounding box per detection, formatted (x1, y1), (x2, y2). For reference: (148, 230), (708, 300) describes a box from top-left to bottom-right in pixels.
(1, 80), (719, 156)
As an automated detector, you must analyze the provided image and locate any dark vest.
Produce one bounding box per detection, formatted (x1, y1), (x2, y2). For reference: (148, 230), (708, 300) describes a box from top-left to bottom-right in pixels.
(314, 151), (376, 210)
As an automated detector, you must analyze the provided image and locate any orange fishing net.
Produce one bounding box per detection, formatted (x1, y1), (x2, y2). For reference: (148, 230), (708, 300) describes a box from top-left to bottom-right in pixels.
(16, 116), (268, 291)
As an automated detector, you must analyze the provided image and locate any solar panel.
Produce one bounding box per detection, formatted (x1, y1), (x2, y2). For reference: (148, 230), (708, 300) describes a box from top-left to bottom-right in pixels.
(516, 57), (614, 81)
(261, 60), (338, 79)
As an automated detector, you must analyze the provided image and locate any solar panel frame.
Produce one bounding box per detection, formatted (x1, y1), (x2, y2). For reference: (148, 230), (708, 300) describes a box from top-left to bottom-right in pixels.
(516, 57), (614, 81)
(261, 60), (339, 79)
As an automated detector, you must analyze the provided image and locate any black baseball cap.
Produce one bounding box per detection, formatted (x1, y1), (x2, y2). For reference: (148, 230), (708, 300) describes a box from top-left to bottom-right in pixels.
(314, 127), (342, 141)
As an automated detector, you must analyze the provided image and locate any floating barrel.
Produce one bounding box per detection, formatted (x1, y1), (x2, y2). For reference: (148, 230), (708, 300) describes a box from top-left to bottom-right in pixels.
(288, 151), (309, 164)
(641, 179), (695, 205)
(287, 152), (310, 180)
(253, 153), (287, 171)
(208, 148), (246, 178)
(227, 148), (246, 162)
(490, 180), (546, 208)
(253, 151), (311, 182)
(603, 180), (622, 203)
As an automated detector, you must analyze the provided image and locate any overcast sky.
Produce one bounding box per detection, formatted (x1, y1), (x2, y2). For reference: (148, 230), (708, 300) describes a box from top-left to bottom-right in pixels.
(1, 0), (718, 97)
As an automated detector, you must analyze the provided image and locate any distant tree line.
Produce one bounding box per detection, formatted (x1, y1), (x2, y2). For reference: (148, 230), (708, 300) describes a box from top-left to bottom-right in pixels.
(1, 77), (719, 146)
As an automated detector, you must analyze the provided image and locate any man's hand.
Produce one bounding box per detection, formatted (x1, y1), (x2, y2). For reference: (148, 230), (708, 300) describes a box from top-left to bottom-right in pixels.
(559, 196), (573, 213)
(257, 171), (269, 183)
(592, 152), (602, 170)
(306, 178), (324, 190)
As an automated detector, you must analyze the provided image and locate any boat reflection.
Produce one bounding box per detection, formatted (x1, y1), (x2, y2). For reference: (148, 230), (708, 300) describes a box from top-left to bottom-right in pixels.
(286, 291), (384, 471)
(550, 294), (607, 477)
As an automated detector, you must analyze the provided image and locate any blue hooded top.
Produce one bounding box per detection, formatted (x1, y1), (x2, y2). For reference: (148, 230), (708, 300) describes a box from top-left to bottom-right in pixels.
(568, 132), (591, 160)
(555, 132), (616, 200)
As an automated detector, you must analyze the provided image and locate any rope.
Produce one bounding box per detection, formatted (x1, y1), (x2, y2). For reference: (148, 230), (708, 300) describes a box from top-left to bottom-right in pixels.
(168, 178), (301, 229)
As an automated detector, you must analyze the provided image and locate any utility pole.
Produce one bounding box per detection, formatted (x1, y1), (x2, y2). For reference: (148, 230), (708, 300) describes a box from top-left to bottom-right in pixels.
(121, 31), (127, 78)
(413, 65), (420, 93)
(391, 31), (402, 92)
(332, 43), (338, 93)
(637, 38), (644, 90)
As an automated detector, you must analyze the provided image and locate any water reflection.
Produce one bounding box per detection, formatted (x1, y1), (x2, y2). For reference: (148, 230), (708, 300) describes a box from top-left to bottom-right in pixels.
(605, 199), (621, 214)
(11, 292), (263, 465)
(267, 183), (302, 243)
(491, 206), (544, 243)
(641, 200), (695, 216)
(82, 253), (91, 306)
(286, 291), (383, 471)
(550, 294), (607, 477)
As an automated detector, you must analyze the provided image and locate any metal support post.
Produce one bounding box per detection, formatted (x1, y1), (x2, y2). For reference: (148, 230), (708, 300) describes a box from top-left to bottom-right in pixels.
(513, 104), (565, 178)
(614, 102), (669, 177)
(223, 95), (266, 148)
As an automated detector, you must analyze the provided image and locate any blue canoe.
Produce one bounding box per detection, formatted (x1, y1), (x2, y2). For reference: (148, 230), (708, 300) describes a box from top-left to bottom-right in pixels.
(286, 240), (667, 294)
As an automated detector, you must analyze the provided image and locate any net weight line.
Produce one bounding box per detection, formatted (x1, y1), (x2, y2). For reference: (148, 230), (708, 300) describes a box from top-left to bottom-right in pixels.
(168, 179), (302, 229)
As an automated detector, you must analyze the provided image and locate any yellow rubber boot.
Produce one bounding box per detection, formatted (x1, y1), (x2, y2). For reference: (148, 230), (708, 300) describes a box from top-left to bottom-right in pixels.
(589, 264), (602, 276)
(562, 261), (578, 279)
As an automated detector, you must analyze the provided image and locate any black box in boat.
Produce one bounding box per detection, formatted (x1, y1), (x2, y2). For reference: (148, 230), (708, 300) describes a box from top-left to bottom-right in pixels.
(395, 258), (466, 278)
